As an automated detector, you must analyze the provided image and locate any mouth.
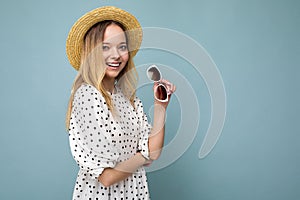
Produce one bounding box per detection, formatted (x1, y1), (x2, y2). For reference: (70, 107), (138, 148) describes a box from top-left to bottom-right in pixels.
(106, 62), (121, 68)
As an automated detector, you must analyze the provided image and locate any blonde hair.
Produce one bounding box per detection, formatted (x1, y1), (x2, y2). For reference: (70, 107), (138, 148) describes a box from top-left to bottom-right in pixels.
(66, 21), (138, 130)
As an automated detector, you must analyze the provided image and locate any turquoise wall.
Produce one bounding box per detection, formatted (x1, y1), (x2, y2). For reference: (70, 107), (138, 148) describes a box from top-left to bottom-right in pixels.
(0, 0), (299, 199)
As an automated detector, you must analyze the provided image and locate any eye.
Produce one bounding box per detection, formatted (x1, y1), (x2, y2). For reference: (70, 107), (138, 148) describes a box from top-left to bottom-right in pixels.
(119, 44), (128, 51)
(102, 45), (109, 51)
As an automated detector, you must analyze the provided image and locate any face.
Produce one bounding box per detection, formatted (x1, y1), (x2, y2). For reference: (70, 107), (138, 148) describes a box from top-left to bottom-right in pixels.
(102, 24), (129, 81)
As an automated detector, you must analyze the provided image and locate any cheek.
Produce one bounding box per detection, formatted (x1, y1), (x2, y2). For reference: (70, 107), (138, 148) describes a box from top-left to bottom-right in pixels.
(121, 52), (129, 62)
(102, 52), (108, 61)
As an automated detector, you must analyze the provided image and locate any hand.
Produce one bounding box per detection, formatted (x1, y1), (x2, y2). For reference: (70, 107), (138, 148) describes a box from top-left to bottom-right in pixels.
(153, 79), (176, 108)
(143, 159), (153, 167)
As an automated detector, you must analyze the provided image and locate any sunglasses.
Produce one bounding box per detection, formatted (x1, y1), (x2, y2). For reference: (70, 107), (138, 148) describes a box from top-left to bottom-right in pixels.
(146, 65), (169, 102)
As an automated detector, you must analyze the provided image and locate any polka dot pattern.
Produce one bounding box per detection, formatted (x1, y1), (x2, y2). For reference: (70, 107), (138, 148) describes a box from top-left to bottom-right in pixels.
(69, 84), (151, 199)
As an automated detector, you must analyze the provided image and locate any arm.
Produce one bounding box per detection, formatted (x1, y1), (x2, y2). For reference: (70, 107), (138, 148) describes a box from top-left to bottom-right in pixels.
(98, 80), (176, 187)
(148, 103), (166, 160)
(98, 152), (147, 187)
(69, 85), (119, 180)
(148, 80), (176, 160)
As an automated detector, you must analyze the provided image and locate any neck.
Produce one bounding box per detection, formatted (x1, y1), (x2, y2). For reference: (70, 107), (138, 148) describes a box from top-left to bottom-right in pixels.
(102, 77), (115, 93)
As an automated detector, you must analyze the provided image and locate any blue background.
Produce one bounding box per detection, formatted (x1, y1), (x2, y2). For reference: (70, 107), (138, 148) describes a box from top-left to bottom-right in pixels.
(0, 0), (299, 199)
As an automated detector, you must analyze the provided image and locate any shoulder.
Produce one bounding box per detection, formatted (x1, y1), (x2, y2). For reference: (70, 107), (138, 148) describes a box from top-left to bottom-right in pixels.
(133, 96), (145, 112)
(133, 96), (142, 105)
(74, 84), (100, 96)
(74, 84), (104, 100)
(73, 84), (106, 107)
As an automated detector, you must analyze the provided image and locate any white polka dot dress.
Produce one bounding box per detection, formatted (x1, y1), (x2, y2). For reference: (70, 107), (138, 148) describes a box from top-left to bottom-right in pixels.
(68, 84), (151, 200)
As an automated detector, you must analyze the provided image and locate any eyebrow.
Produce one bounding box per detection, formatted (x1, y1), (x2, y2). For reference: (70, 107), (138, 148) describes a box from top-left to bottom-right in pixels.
(102, 41), (127, 45)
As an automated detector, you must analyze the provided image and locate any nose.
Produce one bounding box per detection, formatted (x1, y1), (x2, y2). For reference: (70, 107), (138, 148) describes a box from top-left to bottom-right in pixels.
(110, 47), (120, 59)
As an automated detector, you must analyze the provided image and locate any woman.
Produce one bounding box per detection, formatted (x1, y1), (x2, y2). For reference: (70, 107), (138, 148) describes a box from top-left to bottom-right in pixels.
(66, 6), (175, 199)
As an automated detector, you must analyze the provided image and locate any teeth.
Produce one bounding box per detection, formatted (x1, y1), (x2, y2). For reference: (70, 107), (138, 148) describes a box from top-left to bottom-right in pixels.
(107, 63), (120, 67)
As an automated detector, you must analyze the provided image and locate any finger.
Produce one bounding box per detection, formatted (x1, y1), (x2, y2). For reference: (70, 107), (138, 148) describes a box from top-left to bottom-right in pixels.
(161, 79), (171, 86)
(171, 84), (176, 93)
(163, 80), (175, 94)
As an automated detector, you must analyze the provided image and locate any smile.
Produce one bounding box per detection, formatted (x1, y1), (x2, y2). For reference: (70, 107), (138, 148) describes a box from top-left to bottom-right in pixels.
(106, 62), (121, 67)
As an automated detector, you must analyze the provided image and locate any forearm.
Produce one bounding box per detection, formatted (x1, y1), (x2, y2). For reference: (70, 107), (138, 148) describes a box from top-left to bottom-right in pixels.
(98, 152), (147, 187)
(148, 103), (166, 160)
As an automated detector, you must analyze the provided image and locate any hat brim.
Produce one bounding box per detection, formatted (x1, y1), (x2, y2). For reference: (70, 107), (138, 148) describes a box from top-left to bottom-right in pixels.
(66, 6), (142, 70)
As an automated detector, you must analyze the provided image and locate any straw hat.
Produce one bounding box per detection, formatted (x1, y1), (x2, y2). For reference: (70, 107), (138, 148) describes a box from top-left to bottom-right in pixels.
(66, 6), (142, 70)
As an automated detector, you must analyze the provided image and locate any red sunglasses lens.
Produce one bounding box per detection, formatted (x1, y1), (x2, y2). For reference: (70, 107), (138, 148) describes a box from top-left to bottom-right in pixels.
(156, 85), (168, 101)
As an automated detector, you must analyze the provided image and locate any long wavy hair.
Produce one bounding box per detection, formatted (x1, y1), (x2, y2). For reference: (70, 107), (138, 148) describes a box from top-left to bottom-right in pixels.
(66, 20), (138, 130)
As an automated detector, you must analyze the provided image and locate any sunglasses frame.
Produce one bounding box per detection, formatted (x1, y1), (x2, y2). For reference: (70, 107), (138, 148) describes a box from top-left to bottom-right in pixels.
(146, 65), (169, 102)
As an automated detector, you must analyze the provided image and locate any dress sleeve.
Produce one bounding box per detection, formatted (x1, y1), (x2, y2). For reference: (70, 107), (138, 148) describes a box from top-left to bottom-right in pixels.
(134, 97), (152, 160)
(68, 84), (119, 180)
